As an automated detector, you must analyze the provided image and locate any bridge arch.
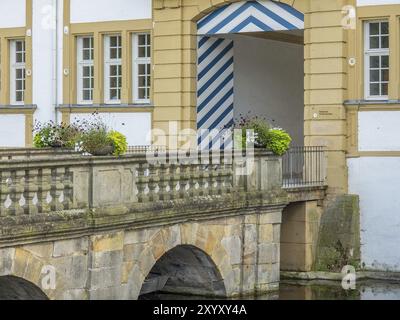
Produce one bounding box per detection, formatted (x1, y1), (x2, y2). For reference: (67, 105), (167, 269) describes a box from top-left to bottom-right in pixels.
(139, 245), (226, 298)
(124, 223), (240, 299)
(0, 276), (48, 300)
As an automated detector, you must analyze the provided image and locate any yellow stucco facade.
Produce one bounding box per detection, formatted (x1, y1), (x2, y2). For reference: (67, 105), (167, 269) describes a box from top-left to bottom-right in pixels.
(151, 0), (355, 194)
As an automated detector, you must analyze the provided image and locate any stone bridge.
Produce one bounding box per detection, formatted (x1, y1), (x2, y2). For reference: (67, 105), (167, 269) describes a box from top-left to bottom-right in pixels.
(0, 149), (326, 300)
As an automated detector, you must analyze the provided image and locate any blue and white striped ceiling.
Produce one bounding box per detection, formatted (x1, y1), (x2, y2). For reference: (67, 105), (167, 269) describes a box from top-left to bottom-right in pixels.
(197, 0), (304, 35)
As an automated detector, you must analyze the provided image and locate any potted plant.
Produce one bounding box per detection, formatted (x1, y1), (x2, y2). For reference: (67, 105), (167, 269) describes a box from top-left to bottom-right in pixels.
(233, 114), (292, 156)
(78, 115), (128, 156)
(33, 121), (80, 149)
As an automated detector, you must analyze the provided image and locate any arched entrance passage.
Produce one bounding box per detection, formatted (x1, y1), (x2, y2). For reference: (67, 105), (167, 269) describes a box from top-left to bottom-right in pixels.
(196, 0), (304, 149)
(139, 245), (226, 299)
(0, 276), (48, 300)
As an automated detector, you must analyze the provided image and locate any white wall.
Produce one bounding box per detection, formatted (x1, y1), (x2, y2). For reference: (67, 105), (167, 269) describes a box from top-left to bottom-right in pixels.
(70, 0), (151, 23)
(348, 157), (400, 271)
(233, 35), (304, 146)
(0, 0), (26, 28)
(359, 111), (400, 151)
(0, 115), (26, 147)
(358, 0), (400, 6)
(70, 112), (152, 146)
(32, 0), (59, 125)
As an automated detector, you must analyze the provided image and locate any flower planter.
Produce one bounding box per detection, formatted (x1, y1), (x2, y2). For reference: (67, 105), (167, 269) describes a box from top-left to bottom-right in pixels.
(91, 145), (115, 156)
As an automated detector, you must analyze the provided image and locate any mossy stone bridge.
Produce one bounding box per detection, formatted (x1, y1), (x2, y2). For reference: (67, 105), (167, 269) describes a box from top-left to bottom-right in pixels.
(0, 148), (326, 300)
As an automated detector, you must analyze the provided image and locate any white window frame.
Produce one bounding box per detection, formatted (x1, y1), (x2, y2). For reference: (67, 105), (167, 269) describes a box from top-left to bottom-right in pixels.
(10, 39), (26, 105)
(364, 20), (389, 100)
(132, 33), (151, 104)
(77, 36), (94, 105)
(104, 34), (122, 104)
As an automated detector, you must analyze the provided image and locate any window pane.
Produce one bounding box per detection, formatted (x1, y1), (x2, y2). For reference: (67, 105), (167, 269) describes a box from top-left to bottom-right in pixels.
(370, 70), (379, 82)
(110, 65), (118, 76)
(369, 36), (379, 49)
(139, 75), (146, 87)
(381, 22), (389, 35)
(83, 66), (91, 77)
(139, 88), (146, 99)
(16, 80), (23, 90)
(370, 83), (380, 95)
(146, 64), (151, 74)
(110, 36), (118, 47)
(370, 56), (380, 68)
(370, 23), (379, 35)
(83, 49), (91, 60)
(139, 35), (146, 45)
(381, 83), (388, 95)
(16, 68), (23, 79)
(381, 69), (389, 82)
(83, 90), (91, 101)
(381, 36), (389, 49)
(138, 64), (146, 74)
(138, 46), (146, 58)
(110, 48), (118, 59)
(83, 78), (91, 89)
(110, 89), (118, 100)
(16, 91), (23, 102)
(381, 55), (389, 68)
(16, 52), (24, 63)
(110, 77), (118, 88)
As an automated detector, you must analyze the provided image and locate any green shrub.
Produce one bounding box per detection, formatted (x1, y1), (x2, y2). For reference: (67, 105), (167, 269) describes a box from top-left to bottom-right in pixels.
(233, 114), (292, 155)
(108, 130), (127, 156)
(80, 126), (112, 155)
(266, 128), (292, 156)
(33, 121), (80, 148)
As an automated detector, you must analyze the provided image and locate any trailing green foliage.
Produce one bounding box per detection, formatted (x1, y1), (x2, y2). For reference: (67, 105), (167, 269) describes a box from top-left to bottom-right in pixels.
(266, 128), (292, 156)
(233, 114), (292, 155)
(33, 112), (128, 157)
(33, 121), (80, 148)
(108, 130), (128, 156)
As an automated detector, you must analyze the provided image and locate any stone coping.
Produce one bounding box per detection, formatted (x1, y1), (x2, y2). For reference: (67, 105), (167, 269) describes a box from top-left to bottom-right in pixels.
(281, 271), (400, 282)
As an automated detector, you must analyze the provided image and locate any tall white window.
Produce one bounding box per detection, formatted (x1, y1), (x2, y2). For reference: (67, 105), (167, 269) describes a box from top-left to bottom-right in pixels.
(364, 21), (389, 100)
(104, 35), (122, 104)
(77, 36), (94, 104)
(133, 33), (151, 104)
(10, 39), (26, 105)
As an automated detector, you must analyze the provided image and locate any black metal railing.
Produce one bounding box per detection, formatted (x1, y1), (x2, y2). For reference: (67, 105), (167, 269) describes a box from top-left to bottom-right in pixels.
(126, 145), (167, 154)
(282, 146), (326, 188)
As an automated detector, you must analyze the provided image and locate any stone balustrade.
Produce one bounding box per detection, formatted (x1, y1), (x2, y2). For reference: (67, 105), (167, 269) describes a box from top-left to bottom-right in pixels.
(0, 150), (286, 245)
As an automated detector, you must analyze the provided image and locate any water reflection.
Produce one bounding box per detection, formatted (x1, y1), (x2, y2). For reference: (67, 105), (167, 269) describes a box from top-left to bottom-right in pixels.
(140, 280), (400, 300)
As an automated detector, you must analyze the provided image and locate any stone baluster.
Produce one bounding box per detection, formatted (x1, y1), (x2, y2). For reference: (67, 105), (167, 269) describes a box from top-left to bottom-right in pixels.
(39, 168), (53, 213)
(0, 171), (13, 217)
(179, 164), (190, 199)
(15, 170), (27, 215)
(199, 165), (209, 197)
(158, 164), (170, 201)
(148, 164), (160, 202)
(216, 164), (226, 195)
(188, 163), (200, 198)
(63, 168), (73, 210)
(137, 163), (149, 203)
(26, 169), (39, 215)
(168, 163), (179, 200)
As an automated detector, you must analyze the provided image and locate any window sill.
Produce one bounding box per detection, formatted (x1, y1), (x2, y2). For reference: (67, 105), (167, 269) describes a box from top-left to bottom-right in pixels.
(344, 99), (399, 105)
(57, 104), (154, 112)
(0, 104), (37, 113)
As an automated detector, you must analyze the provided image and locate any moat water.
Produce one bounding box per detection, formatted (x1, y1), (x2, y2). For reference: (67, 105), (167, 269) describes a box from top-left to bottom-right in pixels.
(140, 280), (400, 300)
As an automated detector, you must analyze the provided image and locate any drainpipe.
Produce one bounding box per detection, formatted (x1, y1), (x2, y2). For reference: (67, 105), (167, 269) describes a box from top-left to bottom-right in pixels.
(53, 0), (59, 124)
